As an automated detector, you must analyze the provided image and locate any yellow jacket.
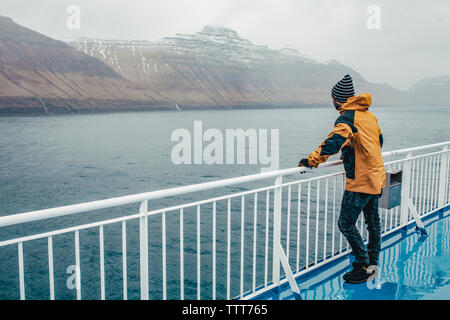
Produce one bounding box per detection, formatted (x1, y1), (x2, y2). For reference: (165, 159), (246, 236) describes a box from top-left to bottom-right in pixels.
(306, 93), (385, 194)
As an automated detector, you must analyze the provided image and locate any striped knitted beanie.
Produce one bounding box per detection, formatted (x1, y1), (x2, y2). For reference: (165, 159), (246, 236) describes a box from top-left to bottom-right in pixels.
(331, 74), (355, 103)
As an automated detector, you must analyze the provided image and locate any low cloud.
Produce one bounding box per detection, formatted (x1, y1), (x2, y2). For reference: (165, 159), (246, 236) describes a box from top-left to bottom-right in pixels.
(1, 0), (449, 89)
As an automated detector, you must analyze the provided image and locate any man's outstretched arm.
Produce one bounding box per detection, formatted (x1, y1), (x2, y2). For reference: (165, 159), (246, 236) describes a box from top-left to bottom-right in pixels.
(299, 123), (354, 168)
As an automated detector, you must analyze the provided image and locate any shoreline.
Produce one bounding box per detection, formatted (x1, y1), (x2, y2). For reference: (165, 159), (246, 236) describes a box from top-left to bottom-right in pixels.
(0, 102), (431, 117)
(0, 102), (329, 116)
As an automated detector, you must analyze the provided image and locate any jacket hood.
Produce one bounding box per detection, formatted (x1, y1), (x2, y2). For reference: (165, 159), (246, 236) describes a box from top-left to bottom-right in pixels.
(339, 93), (372, 113)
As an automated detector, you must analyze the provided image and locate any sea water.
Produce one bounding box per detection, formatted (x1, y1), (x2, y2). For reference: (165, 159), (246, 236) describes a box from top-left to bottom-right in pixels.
(0, 105), (448, 299)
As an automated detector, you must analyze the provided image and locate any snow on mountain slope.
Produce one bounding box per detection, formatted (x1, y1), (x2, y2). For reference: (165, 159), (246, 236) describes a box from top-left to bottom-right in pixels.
(68, 25), (402, 107)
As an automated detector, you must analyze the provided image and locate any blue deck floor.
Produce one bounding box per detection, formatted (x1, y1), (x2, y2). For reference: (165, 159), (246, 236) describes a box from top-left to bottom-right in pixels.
(254, 207), (450, 300)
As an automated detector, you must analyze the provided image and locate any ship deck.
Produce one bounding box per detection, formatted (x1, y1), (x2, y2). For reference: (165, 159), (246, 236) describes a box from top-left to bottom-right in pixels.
(252, 207), (449, 300)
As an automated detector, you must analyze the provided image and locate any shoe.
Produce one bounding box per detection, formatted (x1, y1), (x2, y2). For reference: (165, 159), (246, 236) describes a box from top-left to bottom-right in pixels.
(343, 262), (374, 284)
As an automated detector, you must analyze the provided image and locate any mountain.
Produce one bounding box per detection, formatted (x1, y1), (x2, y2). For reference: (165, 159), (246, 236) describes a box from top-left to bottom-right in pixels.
(0, 15), (171, 114)
(406, 75), (450, 106)
(0, 17), (411, 114)
(67, 25), (402, 109)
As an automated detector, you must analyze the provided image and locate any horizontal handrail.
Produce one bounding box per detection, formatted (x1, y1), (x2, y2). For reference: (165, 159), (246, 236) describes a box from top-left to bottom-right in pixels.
(0, 141), (448, 228)
(381, 141), (449, 157)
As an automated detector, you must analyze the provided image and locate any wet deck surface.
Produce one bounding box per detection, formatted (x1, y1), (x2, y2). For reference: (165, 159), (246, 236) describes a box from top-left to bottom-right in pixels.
(254, 208), (449, 300)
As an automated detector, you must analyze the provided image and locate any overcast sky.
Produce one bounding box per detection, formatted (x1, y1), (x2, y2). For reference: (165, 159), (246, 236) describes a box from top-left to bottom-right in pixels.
(1, 0), (449, 89)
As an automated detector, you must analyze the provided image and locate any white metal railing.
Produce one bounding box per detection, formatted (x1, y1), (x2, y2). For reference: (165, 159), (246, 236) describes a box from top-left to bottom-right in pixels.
(0, 141), (448, 300)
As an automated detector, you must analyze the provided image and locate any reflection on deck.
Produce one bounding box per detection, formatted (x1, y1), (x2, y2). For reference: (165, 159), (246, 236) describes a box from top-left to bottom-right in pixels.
(254, 207), (449, 300)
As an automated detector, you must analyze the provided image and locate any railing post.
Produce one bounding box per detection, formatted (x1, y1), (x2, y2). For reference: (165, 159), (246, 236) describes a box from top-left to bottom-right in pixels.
(400, 152), (427, 235)
(400, 153), (413, 227)
(438, 146), (449, 209)
(272, 175), (282, 288)
(271, 174), (302, 299)
(139, 200), (149, 300)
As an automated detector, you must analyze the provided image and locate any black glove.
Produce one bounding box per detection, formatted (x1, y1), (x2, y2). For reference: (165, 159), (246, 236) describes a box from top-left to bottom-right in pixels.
(298, 158), (312, 168)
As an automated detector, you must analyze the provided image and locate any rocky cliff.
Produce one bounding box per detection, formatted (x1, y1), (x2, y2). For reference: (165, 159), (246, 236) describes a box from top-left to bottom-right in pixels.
(68, 25), (402, 109)
(0, 15), (171, 114)
(4, 17), (435, 115)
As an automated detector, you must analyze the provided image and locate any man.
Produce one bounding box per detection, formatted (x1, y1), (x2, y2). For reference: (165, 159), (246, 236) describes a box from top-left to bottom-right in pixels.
(298, 74), (385, 284)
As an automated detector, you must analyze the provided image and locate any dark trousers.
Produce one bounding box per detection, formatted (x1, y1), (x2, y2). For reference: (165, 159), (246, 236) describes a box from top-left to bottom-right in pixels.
(338, 190), (381, 265)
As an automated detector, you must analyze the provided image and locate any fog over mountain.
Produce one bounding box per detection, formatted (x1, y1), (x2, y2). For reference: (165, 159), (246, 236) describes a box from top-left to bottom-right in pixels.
(405, 75), (450, 106)
(0, 16), (448, 114)
(2, 0), (450, 91)
(66, 24), (407, 109)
